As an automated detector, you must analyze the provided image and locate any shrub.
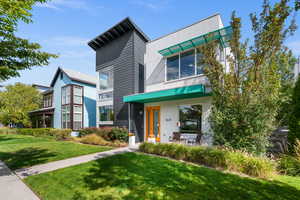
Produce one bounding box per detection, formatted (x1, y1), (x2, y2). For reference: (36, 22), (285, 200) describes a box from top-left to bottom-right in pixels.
(277, 155), (300, 176)
(79, 134), (109, 146)
(139, 143), (275, 178)
(15, 128), (71, 140)
(79, 134), (127, 147)
(78, 127), (128, 142)
(49, 129), (72, 140)
(0, 128), (17, 134)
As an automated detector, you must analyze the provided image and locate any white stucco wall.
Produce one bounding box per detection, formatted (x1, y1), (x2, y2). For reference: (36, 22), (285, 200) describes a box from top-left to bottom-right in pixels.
(144, 97), (212, 145)
(144, 14), (225, 93)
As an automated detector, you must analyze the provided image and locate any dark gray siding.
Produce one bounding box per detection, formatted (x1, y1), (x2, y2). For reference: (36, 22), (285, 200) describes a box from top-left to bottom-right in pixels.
(96, 31), (146, 140)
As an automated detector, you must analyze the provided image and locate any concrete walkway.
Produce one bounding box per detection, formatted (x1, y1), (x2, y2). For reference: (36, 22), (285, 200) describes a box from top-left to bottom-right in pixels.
(0, 161), (40, 200)
(15, 147), (136, 179)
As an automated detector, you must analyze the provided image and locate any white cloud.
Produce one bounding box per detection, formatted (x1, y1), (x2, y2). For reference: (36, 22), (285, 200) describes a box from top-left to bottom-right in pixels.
(287, 40), (300, 56)
(36, 0), (89, 10)
(131, 0), (169, 11)
(47, 36), (89, 47)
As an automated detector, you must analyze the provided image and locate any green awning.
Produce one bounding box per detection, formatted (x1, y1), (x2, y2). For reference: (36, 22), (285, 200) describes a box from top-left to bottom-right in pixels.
(158, 26), (233, 57)
(123, 85), (208, 103)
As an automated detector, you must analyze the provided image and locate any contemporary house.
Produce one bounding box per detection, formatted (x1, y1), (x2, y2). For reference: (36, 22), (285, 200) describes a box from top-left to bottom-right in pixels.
(30, 67), (97, 130)
(88, 14), (232, 145)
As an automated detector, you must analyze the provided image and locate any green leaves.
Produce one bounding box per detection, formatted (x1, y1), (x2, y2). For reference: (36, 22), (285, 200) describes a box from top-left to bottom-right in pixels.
(199, 0), (297, 155)
(0, 0), (57, 80)
(0, 83), (42, 127)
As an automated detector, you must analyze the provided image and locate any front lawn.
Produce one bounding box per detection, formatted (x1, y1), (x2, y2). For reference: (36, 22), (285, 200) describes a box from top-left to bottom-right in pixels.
(0, 134), (112, 170)
(25, 152), (300, 200)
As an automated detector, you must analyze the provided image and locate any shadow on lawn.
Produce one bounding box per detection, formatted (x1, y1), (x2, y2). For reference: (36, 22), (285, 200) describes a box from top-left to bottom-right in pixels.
(0, 147), (57, 171)
(78, 153), (300, 200)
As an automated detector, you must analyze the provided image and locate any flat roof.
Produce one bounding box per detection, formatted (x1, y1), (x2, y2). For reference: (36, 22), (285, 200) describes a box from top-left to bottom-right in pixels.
(88, 17), (150, 51)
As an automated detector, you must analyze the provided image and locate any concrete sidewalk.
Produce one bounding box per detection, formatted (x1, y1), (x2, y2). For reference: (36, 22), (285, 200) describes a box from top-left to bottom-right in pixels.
(15, 147), (136, 179)
(0, 161), (40, 200)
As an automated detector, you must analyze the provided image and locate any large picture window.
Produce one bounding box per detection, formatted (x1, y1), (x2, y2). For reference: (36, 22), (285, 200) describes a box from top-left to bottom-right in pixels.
(166, 55), (179, 81)
(99, 68), (113, 91)
(166, 47), (224, 81)
(179, 104), (202, 133)
(180, 50), (195, 78)
(99, 105), (114, 122)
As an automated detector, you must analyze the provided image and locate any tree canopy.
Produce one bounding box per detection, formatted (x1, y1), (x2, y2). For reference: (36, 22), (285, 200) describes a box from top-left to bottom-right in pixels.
(0, 0), (57, 81)
(0, 83), (41, 127)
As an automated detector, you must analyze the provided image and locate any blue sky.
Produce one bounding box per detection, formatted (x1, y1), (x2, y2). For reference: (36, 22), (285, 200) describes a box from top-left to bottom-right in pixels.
(3, 0), (300, 86)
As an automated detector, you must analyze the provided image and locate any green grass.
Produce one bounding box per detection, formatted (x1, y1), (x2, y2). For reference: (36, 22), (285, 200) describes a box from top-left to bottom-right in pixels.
(0, 134), (112, 170)
(25, 152), (300, 200)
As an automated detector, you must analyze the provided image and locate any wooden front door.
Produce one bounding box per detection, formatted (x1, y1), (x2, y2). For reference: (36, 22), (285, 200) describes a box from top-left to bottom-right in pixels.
(146, 106), (160, 142)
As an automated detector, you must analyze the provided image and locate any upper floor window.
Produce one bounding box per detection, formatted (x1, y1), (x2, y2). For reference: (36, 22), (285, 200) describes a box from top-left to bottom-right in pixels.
(43, 94), (52, 108)
(166, 47), (224, 81)
(61, 86), (71, 105)
(99, 68), (113, 91)
(74, 86), (83, 104)
(99, 91), (113, 101)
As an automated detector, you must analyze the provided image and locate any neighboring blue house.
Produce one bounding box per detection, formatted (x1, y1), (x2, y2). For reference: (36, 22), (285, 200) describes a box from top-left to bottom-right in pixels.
(30, 67), (97, 130)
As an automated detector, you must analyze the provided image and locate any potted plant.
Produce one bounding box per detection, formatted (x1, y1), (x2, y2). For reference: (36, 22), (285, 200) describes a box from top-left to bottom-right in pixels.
(128, 132), (135, 147)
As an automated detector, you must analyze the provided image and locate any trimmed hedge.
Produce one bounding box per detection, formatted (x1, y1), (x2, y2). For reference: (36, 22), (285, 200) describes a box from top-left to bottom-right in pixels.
(78, 127), (128, 142)
(16, 128), (72, 140)
(139, 143), (275, 178)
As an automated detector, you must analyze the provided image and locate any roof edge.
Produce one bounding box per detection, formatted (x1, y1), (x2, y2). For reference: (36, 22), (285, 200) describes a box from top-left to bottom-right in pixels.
(150, 13), (221, 43)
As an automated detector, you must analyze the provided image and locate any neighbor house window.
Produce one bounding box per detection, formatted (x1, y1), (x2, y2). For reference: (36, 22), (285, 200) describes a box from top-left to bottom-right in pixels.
(99, 68), (113, 91)
(43, 94), (53, 108)
(99, 105), (114, 122)
(61, 85), (83, 130)
(62, 105), (71, 129)
(179, 104), (202, 133)
(73, 105), (83, 130)
(73, 86), (83, 104)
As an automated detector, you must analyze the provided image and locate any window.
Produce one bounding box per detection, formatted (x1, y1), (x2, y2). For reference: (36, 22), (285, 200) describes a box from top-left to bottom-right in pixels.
(99, 68), (113, 91)
(62, 105), (71, 129)
(180, 50), (195, 78)
(61, 85), (83, 130)
(179, 104), (202, 133)
(62, 86), (71, 105)
(99, 105), (114, 121)
(99, 91), (113, 100)
(166, 46), (225, 81)
(74, 86), (83, 104)
(73, 105), (82, 130)
(43, 94), (52, 108)
(166, 55), (179, 81)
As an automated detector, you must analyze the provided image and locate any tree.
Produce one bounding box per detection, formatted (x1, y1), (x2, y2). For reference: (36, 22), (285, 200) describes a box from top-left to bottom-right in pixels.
(199, 0), (298, 154)
(0, 83), (41, 127)
(288, 77), (300, 151)
(276, 48), (297, 126)
(0, 0), (57, 81)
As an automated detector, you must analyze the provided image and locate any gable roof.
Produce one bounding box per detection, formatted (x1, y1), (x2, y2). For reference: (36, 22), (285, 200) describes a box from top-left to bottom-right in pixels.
(50, 67), (97, 87)
(88, 17), (150, 51)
